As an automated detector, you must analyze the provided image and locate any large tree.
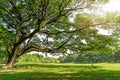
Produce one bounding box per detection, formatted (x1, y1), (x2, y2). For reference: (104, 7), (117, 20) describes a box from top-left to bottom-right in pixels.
(0, 0), (112, 68)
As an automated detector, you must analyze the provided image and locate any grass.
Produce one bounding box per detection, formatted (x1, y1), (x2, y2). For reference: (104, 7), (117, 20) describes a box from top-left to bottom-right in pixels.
(0, 63), (120, 80)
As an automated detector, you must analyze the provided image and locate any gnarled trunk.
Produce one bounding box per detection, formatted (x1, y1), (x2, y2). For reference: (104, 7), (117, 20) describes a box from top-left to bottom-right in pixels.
(5, 53), (17, 68)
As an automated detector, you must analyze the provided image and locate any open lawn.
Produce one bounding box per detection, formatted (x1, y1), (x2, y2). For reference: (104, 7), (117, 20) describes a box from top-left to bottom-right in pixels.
(0, 63), (120, 80)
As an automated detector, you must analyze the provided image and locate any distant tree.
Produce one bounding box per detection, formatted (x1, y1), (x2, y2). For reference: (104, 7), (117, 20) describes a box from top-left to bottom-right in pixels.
(18, 54), (60, 63)
(61, 53), (78, 63)
(18, 54), (43, 62)
(113, 50), (120, 63)
(44, 57), (60, 63)
(60, 49), (116, 63)
(58, 55), (67, 63)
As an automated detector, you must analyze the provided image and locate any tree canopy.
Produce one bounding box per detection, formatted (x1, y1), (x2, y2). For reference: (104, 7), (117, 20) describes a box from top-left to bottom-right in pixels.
(0, 0), (118, 68)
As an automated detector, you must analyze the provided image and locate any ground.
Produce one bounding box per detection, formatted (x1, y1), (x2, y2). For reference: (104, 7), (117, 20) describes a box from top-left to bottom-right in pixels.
(0, 63), (120, 80)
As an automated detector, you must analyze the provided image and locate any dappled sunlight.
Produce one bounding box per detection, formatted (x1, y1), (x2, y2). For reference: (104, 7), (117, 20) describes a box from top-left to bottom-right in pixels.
(1, 63), (120, 80)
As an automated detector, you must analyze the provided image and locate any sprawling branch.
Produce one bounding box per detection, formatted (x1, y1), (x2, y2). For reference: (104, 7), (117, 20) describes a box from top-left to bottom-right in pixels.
(20, 45), (52, 56)
(41, 0), (49, 20)
(53, 34), (73, 52)
(19, 34), (73, 55)
(15, 28), (39, 46)
(41, 22), (108, 35)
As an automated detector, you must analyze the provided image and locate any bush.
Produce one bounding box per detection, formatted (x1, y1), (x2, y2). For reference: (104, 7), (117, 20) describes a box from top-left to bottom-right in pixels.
(17, 54), (60, 63)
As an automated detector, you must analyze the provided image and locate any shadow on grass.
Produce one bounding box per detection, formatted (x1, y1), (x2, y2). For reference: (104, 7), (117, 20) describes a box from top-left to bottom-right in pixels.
(0, 63), (120, 80)
(15, 63), (101, 69)
(1, 69), (120, 80)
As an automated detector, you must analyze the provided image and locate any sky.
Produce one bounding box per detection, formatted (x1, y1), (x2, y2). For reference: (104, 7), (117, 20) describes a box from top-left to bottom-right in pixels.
(98, 0), (120, 35)
(103, 0), (120, 12)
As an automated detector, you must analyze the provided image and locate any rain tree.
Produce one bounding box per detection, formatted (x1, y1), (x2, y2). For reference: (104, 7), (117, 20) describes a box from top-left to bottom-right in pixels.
(0, 0), (113, 68)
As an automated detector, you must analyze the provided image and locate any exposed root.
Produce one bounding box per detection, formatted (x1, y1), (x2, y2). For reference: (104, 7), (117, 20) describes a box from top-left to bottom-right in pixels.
(2, 66), (12, 69)
(1, 65), (17, 70)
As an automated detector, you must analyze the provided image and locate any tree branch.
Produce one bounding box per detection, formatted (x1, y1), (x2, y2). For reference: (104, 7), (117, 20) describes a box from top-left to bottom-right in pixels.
(41, 22), (108, 35)
(20, 45), (52, 56)
(55, 34), (73, 51)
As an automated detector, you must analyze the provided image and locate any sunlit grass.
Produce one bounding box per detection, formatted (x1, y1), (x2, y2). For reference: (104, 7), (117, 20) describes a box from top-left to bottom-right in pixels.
(0, 63), (120, 80)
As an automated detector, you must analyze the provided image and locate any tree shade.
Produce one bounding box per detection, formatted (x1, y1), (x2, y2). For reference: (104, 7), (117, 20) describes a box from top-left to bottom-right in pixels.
(0, 0), (117, 68)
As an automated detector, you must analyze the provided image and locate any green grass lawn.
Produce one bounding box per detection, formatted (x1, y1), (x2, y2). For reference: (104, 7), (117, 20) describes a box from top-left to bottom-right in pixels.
(0, 63), (120, 80)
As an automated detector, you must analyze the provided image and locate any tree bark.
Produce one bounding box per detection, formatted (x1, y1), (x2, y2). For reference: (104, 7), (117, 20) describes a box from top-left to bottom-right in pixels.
(5, 52), (18, 68)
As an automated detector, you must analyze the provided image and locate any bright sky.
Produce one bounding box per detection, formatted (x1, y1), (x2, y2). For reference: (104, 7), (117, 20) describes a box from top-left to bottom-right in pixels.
(103, 0), (120, 12)
(98, 0), (120, 35)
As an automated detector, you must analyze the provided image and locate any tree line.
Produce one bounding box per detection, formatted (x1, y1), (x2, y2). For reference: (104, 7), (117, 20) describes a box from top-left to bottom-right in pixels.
(59, 50), (120, 63)
(1, 50), (120, 64)
(0, 53), (60, 64)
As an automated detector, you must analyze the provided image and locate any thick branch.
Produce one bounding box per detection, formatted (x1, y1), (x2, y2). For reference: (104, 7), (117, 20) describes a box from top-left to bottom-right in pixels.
(41, 0), (49, 20)
(55, 35), (73, 50)
(20, 45), (52, 56)
(15, 28), (39, 47)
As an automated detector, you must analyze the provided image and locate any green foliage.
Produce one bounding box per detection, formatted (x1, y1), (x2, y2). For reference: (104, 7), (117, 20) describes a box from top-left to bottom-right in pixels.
(96, 12), (120, 29)
(76, 51), (102, 63)
(90, 0), (109, 3)
(113, 50), (120, 63)
(105, 12), (120, 23)
(18, 54), (60, 63)
(0, 52), (7, 64)
(74, 14), (93, 29)
(0, 19), (8, 64)
(60, 54), (78, 63)
(0, 0), (112, 55)
(18, 54), (42, 62)
(59, 50), (120, 63)
(98, 0), (109, 3)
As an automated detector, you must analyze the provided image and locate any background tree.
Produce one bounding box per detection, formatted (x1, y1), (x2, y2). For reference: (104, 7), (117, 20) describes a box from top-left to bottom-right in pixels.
(0, 18), (9, 63)
(0, 0), (111, 68)
(17, 54), (60, 63)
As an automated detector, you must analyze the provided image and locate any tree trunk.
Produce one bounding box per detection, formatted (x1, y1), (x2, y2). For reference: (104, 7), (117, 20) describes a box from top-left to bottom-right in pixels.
(5, 52), (18, 68)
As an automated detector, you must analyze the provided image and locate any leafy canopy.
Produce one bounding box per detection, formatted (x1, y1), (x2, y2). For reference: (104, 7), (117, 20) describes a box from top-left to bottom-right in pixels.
(0, 0), (115, 56)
